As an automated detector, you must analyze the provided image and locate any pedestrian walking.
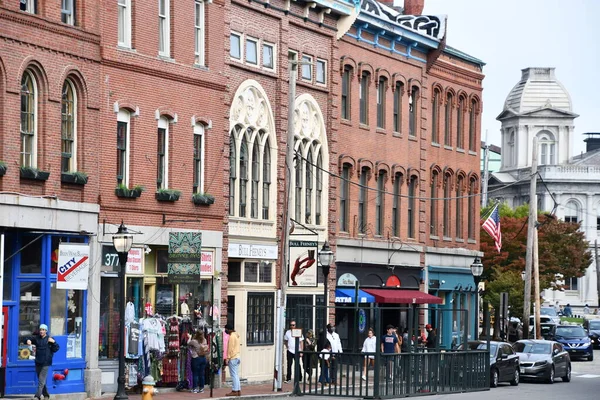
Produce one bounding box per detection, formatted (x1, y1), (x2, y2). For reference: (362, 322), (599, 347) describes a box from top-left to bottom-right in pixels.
(425, 324), (437, 350)
(24, 324), (59, 400)
(225, 323), (241, 396)
(361, 328), (376, 381)
(188, 330), (209, 393)
(303, 330), (317, 380)
(283, 320), (304, 383)
(326, 323), (342, 385)
(381, 325), (398, 379)
(318, 341), (332, 386)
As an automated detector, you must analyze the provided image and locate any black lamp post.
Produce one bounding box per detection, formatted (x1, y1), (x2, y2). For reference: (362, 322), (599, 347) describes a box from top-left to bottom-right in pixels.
(318, 242), (334, 334)
(113, 222), (133, 400)
(470, 256), (483, 340)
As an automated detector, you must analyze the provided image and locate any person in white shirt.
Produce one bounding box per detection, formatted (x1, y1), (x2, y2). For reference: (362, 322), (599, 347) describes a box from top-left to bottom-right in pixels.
(361, 328), (376, 380)
(284, 320), (304, 383)
(326, 323), (343, 384)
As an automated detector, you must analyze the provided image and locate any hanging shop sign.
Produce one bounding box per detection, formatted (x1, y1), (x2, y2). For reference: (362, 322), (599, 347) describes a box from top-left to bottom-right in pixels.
(200, 251), (214, 276)
(168, 232), (202, 284)
(337, 273), (359, 287)
(101, 245), (144, 274)
(57, 243), (90, 290)
(289, 240), (318, 287)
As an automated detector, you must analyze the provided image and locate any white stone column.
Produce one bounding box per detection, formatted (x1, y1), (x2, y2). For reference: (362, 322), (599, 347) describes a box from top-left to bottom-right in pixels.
(85, 234), (103, 398)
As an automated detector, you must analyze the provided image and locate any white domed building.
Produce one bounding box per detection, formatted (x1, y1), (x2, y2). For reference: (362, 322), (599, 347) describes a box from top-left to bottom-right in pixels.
(488, 67), (600, 311)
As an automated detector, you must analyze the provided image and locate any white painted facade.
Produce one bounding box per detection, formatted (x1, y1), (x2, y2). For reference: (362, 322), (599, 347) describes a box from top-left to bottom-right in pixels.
(490, 67), (599, 308)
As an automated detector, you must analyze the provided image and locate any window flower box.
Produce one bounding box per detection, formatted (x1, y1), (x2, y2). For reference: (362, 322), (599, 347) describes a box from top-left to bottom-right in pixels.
(0, 162), (6, 177)
(115, 185), (144, 199)
(155, 189), (181, 202)
(20, 166), (50, 181)
(192, 193), (215, 205)
(61, 172), (88, 185)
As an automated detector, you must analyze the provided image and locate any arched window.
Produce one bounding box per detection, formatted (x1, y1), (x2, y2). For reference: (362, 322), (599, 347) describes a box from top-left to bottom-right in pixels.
(251, 140), (260, 218)
(305, 149), (313, 224)
(443, 173), (452, 237)
(376, 171), (386, 236)
(468, 177), (477, 239)
(229, 131), (237, 215)
(358, 167), (369, 234)
(193, 123), (205, 193)
(430, 170), (439, 236)
(316, 153), (323, 225)
(456, 175), (464, 239)
(239, 135), (249, 217)
(262, 140), (271, 219)
(157, 117), (170, 189)
(377, 77), (386, 129)
(20, 71), (37, 167)
(341, 66), (352, 120)
(432, 89), (440, 143)
(360, 72), (370, 125)
(116, 109), (131, 186)
(409, 86), (419, 137)
(392, 173), (402, 237)
(538, 132), (556, 165)
(393, 82), (403, 133)
(564, 201), (579, 224)
(407, 175), (417, 238)
(61, 80), (77, 173)
(295, 144), (303, 221)
(457, 96), (465, 149)
(340, 163), (351, 232)
(444, 93), (453, 146)
(469, 99), (477, 151)
(508, 130), (516, 167)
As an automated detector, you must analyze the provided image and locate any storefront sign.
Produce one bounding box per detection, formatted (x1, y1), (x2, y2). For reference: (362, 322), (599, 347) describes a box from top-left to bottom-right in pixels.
(288, 240), (318, 287)
(168, 232), (202, 284)
(337, 273), (359, 287)
(101, 245), (144, 274)
(200, 251), (214, 276)
(228, 243), (278, 259)
(57, 243), (90, 290)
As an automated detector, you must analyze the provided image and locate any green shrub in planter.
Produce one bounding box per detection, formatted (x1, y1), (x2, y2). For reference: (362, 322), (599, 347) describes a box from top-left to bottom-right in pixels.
(192, 192), (215, 205)
(155, 188), (181, 202)
(61, 171), (88, 185)
(20, 166), (50, 181)
(0, 161), (6, 177)
(115, 184), (145, 198)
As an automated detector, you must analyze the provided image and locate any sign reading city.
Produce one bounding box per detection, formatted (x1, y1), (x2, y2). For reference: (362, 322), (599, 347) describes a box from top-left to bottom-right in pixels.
(57, 243), (90, 290)
(168, 232), (202, 284)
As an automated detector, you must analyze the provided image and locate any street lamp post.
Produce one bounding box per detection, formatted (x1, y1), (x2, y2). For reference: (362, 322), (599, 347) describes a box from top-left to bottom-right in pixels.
(113, 222), (134, 400)
(470, 256), (483, 340)
(318, 242), (334, 337)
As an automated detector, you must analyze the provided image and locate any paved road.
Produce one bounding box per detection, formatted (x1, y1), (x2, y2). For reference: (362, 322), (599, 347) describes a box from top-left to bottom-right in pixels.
(299, 349), (600, 400)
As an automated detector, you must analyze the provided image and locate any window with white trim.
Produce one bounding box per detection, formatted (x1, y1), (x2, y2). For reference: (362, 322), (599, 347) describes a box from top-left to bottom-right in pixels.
(564, 201), (579, 224)
(20, 70), (38, 168)
(116, 110), (131, 186)
(157, 117), (169, 190)
(262, 43), (274, 70)
(61, 0), (75, 25)
(316, 59), (326, 84)
(194, 1), (205, 65)
(20, 0), (36, 13)
(193, 123), (205, 193)
(251, 141), (260, 218)
(246, 37), (258, 65)
(118, 0), (132, 48)
(158, 0), (171, 57)
(262, 141), (271, 219)
(301, 55), (312, 81)
(61, 80), (77, 173)
(230, 32), (242, 60)
(247, 292), (274, 345)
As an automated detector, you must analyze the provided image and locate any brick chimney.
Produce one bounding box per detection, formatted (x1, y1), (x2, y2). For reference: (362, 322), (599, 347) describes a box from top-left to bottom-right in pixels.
(404, 0), (424, 15)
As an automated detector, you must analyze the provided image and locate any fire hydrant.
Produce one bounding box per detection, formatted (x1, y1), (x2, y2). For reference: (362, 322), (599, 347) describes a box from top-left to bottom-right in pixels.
(142, 376), (158, 400)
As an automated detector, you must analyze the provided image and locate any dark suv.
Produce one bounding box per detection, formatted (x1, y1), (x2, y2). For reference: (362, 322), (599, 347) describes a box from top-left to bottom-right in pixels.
(584, 318), (600, 349)
(552, 325), (593, 361)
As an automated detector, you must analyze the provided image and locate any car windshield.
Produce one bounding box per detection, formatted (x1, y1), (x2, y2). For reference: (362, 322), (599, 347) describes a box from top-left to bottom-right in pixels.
(513, 342), (550, 354)
(588, 321), (600, 329)
(461, 342), (498, 355)
(541, 307), (557, 317)
(555, 326), (586, 338)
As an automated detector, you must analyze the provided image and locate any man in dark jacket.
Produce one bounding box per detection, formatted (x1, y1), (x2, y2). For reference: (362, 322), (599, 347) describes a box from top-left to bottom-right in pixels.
(25, 324), (59, 400)
(425, 324), (436, 350)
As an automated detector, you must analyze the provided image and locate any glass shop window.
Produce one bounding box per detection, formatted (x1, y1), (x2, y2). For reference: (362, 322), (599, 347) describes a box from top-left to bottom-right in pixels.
(20, 235), (43, 274)
(50, 283), (84, 358)
(99, 276), (121, 360)
(156, 248), (168, 274)
(18, 281), (41, 354)
(126, 277), (144, 319)
(3, 236), (13, 300)
(155, 284), (174, 316)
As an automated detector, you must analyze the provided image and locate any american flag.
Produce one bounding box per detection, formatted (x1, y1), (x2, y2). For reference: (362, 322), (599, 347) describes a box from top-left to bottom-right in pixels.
(482, 204), (502, 252)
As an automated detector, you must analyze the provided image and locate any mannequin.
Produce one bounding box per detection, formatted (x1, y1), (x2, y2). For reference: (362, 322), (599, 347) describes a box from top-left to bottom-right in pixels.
(180, 298), (190, 317)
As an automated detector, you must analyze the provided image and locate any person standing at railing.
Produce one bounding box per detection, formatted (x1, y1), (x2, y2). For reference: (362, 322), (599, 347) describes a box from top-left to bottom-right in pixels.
(326, 323), (343, 385)
(361, 328), (376, 381)
(303, 329), (317, 380)
(381, 325), (399, 379)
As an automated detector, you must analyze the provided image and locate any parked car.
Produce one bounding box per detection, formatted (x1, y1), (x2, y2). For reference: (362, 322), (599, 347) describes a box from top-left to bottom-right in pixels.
(541, 307), (562, 324)
(513, 340), (571, 383)
(551, 325), (593, 361)
(459, 341), (520, 388)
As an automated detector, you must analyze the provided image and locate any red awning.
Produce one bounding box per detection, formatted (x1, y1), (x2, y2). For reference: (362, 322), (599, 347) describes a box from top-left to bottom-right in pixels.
(362, 289), (443, 304)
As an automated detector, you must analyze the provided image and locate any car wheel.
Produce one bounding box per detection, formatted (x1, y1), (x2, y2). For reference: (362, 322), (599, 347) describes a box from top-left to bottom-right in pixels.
(510, 368), (520, 386)
(547, 367), (555, 384)
(588, 352), (594, 362)
(562, 364), (571, 383)
(490, 368), (499, 388)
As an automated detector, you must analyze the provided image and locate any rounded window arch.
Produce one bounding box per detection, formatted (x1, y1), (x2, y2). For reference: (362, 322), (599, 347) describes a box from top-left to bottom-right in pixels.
(61, 79), (78, 173)
(564, 200), (580, 224)
(21, 70), (38, 167)
(537, 130), (556, 166)
(508, 129), (516, 167)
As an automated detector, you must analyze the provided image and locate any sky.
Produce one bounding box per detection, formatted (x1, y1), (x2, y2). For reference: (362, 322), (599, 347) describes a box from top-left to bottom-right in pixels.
(421, 0), (600, 155)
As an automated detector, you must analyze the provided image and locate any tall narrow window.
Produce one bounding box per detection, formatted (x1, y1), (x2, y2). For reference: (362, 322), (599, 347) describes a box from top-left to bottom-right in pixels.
(20, 71), (37, 168)
(239, 137), (249, 217)
(409, 87), (418, 137)
(430, 171), (439, 236)
(246, 38), (258, 65)
(467, 178), (477, 239)
(358, 167), (369, 234)
(118, 0), (131, 47)
(359, 73), (369, 125)
(564, 201), (579, 223)
(194, 1), (205, 65)
(228, 131), (237, 215)
(469, 100), (477, 151)
(443, 174), (451, 237)
(230, 33), (242, 59)
(20, 0), (36, 13)
(316, 60), (326, 84)
(193, 124), (204, 193)
(305, 151), (313, 224)
(393, 82), (403, 133)
(456, 176), (463, 239)
(61, 0), (75, 25)
(262, 43), (274, 70)
(377, 78), (386, 129)
(316, 153), (323, 225)
(457, 96), (465, 149)
(61, 80), (77, 173)
(157, 118), (169, 190)
(407, 176), (417, 238)
(158, 0), (170, 56)
(432, 89), (440, 143)
(444, 93), (453, 146)
(262, 140), (271, 219)
(295, 144), (303, 221)
(340, 164), (350, 232)
(375, 171), (386, 236)
(251, 142), (260, 218)
(301, 55), (312, 81)
(116, 110), (130, 186)
(392, 174), (402, 237)
(341, 66), (351, 120)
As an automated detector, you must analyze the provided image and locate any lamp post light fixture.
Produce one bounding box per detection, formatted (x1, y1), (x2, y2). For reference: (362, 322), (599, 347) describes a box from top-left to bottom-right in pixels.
(319, 242), (334, 335)
(521, 271), (526, 281)
(470, 256), (484, 340)
(113, 222), (133, 400)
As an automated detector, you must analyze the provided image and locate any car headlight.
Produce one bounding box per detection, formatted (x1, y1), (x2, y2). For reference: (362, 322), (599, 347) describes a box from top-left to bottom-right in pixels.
(534, 361), (548, 367)
(580, 343), (590, 348)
